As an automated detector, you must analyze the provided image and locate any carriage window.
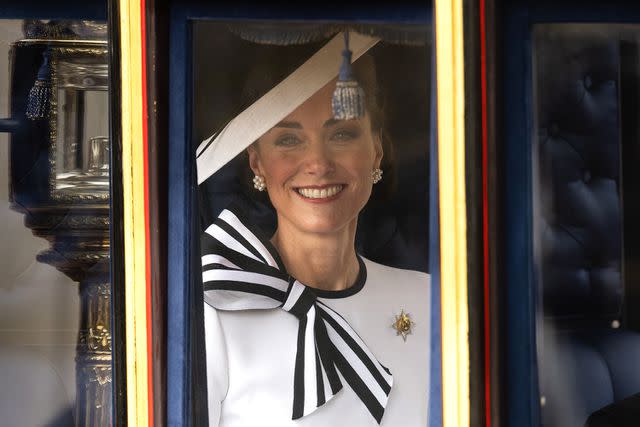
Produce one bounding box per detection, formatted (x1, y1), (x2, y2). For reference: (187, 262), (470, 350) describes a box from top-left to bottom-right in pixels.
(193, 21), (434, 426)
(0, 19), (114, 425)
(532, 24), (640, 427)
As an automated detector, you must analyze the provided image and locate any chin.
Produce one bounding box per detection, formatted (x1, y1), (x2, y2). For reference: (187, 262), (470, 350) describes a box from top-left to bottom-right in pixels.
(298, 211), (358, 234)
(274, 201), (364, 236)
(294, 215), (356, 235)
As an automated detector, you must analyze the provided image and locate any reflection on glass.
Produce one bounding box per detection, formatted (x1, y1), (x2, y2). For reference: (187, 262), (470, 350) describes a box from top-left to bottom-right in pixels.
(0, 19), (112, 426)
(194, 22), (432, 426)
(53, 46), (109, 197)
(532, 24), (640, 427)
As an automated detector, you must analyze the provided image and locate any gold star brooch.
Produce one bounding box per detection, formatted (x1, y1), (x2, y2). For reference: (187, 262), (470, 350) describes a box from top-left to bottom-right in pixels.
(391, 309), (414, 342)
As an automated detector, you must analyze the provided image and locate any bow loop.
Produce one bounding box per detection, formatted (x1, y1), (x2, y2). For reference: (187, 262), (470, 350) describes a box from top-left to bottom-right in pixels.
(202, 204), (392, 424)
(282, 280), (318, 319)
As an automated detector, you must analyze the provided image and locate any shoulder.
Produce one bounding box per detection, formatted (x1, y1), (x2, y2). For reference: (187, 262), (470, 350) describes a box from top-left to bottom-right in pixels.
(360, 256), (430, 301)
(362, 257), (430, 288)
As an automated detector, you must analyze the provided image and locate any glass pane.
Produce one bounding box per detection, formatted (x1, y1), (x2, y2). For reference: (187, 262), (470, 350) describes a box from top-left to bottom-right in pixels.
(193, 21), (433, 426)
(0, 19), (113, 426)
(532, 23), (640, 427)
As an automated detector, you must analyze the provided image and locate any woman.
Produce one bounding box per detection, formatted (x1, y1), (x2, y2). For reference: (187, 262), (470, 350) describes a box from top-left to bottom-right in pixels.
(199, 32), (430, 426)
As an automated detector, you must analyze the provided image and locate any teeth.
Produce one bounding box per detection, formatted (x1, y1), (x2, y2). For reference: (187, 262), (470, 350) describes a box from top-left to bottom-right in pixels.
(297, 185), (343, 199)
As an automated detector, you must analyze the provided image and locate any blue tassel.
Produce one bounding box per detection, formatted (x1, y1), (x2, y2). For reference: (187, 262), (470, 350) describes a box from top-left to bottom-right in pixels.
(332, 32), (365, 120)
(26, 49), (52, 120)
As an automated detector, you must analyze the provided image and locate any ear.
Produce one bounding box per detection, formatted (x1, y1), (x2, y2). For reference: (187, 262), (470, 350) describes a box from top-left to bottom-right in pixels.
(247, 144), (264, 176)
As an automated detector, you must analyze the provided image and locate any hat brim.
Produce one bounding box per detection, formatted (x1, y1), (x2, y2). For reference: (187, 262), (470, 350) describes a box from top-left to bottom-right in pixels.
(195, 31), (379, 185)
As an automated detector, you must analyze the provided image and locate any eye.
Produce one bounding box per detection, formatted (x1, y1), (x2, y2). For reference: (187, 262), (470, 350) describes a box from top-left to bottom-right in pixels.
(274, 134), (302, 147)
(331, 129), (359, 142)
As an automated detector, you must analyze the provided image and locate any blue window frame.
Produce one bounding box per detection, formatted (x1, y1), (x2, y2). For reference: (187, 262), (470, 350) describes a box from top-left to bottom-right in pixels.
(166, 2), (433, 425)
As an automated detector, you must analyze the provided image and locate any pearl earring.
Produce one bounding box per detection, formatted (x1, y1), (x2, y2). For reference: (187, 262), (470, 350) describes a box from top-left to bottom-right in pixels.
(253, 175), (266, 191)
(372, 168), (383, 184)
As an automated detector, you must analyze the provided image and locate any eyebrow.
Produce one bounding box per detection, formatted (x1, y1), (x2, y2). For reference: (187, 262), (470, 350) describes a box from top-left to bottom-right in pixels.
(273, 118), (346, 129)
(274, 121), (302, 129)
(322, 118), (341, 128)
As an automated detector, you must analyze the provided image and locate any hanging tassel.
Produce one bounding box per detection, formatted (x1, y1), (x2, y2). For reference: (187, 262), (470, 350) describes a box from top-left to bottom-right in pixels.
(26, 49), (52, 120)
(332, 32), (366, 120)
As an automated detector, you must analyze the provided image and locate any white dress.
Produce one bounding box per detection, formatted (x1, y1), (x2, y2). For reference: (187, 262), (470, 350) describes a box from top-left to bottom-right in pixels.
(205, 257), (431, 427)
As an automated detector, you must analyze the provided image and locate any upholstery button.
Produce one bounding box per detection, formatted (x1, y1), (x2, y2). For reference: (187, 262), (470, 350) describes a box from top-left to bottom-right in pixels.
(584, 75), (593, 90)
(583, 170), (591, 183)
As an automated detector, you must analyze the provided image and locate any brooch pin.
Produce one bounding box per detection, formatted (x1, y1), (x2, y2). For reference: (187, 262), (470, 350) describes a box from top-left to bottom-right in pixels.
(391, 309), (414, 342)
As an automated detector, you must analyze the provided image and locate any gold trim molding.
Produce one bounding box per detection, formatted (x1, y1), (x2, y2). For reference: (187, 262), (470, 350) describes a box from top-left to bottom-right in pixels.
(119, 1), (151, 426)
(435, 0), (471, 425)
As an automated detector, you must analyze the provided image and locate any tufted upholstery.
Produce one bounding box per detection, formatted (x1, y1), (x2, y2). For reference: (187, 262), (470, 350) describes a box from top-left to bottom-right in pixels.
(534, 28), (640, 427)
(536, 34), (621, 322)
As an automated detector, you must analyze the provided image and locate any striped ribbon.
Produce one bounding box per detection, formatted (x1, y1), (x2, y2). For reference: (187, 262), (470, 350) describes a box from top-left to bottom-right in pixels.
(201, 204), (393, 423)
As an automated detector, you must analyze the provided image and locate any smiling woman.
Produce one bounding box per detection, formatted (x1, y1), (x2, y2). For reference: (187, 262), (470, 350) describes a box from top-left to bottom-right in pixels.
(194, 23), (431, 427)
(248, 80), (383, 275)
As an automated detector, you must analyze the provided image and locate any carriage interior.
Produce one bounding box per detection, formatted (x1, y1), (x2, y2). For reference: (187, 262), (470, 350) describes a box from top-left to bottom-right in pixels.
(2, 3), (640, 427)
(532, 25), (640, 427)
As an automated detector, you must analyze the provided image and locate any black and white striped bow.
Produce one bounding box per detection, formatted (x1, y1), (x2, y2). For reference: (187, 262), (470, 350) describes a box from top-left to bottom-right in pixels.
(201, 205), (393, 423)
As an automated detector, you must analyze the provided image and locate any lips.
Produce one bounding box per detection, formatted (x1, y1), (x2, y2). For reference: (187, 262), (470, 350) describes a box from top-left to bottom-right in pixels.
(296, 184), (344, 199)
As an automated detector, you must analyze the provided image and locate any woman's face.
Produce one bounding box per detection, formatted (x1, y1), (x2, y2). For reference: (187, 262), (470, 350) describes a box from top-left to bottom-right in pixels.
(248, 80), (383, 236)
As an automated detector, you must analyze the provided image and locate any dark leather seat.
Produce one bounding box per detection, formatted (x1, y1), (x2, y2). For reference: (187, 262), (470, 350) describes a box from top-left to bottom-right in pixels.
(534, 29), (640, 427)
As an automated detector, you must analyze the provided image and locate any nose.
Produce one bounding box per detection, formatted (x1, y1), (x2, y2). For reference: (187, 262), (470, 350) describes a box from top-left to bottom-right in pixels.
(302, 140), (335, 176)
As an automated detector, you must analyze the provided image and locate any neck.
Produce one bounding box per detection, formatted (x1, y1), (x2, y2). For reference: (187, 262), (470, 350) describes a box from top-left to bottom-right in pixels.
(271, 218), (360, 292)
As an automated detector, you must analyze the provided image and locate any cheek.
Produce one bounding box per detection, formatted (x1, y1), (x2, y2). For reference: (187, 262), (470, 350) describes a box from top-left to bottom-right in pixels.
(350, 163), (373, 180)
(262, 154), (299, 183)
(346, 150), (377, 177)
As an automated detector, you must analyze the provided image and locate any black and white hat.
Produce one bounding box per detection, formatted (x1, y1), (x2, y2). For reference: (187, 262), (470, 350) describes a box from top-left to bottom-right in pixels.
(195, 31), (379, 185)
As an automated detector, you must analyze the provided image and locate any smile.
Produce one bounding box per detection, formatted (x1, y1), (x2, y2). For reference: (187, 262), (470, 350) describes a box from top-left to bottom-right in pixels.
(296, 185), (344, 199)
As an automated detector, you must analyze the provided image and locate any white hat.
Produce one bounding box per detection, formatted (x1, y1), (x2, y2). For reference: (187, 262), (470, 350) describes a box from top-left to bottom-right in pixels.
(195, 31), (379, 185)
